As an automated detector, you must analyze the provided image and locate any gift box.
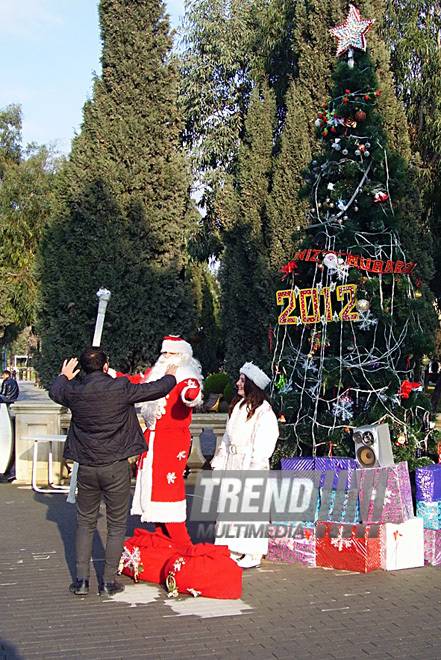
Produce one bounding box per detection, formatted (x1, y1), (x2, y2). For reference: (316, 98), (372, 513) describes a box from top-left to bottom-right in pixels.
(266, 523), (316, 567)
(380, 518), (424, 571)
(315, 457), (358, 489)
(416, 500), (441, 530)
(415, 464), (441, 502)
(357, 462), (414, 524)
(318, 486), (360, 524)
(281, 456), (315, 471)
(423, 529), (441, 566)
(316, 522), (381, 573)
(163, 543), (242, 599)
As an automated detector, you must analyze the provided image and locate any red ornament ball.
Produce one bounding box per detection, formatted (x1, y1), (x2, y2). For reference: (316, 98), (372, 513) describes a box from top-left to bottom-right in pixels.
(365, 94), (370, 101)
(355, 110), (366, 122)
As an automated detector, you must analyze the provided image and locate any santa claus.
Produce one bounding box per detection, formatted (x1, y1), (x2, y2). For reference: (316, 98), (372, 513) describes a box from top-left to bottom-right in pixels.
(114, 336), (203, 547)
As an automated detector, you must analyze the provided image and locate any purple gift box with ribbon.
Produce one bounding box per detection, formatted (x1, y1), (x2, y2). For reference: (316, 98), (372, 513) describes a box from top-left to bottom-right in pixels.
(281, 457), (315, 471)
(315, 456), (358, 489)
(415, 464), (441, 502)
(357, 462), (414, 524)
(267, 523), (316, 567)
(423, 529), (441, 566)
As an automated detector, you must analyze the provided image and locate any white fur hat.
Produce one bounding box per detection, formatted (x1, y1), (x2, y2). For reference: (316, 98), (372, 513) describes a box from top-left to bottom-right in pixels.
(240, 362), (271, 390)
(161, 335), (193, 357)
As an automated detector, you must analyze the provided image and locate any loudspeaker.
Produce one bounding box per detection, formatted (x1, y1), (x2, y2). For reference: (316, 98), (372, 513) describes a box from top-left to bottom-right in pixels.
(353, 423), (395, 469)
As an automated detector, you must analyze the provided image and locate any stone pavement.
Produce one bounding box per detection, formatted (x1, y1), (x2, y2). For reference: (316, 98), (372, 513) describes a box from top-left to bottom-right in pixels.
(1, 482), (441, 660)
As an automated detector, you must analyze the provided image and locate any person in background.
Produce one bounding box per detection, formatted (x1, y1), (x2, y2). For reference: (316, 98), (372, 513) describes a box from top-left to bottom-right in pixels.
(0, 370), (20, 403)
(112, 336), (203, 548)
(49, 346), (177, 597)
(211, 362), (279, 569)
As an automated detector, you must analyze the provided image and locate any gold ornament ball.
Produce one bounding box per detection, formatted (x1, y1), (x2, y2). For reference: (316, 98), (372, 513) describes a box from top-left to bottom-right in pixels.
(421, 355), (431, 367)
(356, 299), (370, 312)
(396, 433), (406, 445)
(307, 352), (314, 359)
(415, 290), (422, 298)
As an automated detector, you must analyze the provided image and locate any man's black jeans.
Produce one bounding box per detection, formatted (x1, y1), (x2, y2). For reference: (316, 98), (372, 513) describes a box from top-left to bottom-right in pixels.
(76, 460), (131, 584)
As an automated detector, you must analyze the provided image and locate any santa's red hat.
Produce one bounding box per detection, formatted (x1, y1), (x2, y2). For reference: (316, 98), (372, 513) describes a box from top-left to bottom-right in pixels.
(161, 335), (193, 357)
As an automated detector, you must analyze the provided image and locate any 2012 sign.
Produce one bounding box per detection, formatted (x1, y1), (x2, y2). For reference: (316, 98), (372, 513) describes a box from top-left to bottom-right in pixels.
(276, 284), (359, 325)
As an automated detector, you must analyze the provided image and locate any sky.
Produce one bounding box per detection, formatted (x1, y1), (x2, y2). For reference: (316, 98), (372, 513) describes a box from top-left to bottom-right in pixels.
(0, 0), (185, 156)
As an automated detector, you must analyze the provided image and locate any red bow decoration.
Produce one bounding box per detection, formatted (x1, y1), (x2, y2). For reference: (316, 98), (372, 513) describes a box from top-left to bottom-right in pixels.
(281, 260), (297, 280)
(399, 380), (421, 399)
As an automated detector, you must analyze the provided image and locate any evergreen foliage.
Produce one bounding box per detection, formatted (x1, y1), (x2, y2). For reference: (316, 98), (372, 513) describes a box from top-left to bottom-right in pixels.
(381, 1), (441, 301)
(271, 44), (439, 472)
(217, 83), (276, 379)
(36, 0), (197, 387)
(266, 78), (312, 273)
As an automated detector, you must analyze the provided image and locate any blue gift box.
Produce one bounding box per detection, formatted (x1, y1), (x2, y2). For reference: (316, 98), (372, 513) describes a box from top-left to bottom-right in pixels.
(416, 500), (441, 530)
(415, 464), (441, 502)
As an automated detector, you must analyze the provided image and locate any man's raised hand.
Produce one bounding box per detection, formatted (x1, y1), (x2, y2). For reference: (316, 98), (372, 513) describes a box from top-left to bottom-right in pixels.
(61, 358), (80, 381)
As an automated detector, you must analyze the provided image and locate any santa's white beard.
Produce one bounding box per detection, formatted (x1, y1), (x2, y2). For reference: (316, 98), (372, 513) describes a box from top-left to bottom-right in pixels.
(140, 353), (188, 428)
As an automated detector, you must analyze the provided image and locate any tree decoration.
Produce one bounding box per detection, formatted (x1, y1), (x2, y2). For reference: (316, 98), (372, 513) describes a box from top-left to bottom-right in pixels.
(270, 7), (439, 471)
(355, 109), (366, 122)
(329, 5), (375, 60)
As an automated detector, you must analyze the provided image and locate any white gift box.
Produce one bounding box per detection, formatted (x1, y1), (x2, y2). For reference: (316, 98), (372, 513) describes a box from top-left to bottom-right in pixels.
(380, 517), (424, 571)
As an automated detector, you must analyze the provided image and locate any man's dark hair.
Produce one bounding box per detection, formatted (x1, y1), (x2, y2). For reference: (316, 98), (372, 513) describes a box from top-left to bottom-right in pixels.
(79, 347), (109, 374)
(2, 370), (11, 377)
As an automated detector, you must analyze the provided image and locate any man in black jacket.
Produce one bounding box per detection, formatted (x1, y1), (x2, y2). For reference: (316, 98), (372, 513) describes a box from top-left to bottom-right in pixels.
(49, 346), (177, 597)
(0, 370), (20, 403)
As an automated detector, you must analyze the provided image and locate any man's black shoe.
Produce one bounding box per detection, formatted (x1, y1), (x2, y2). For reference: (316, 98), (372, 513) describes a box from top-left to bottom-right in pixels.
(99, 581), (125, 597)
(69, 579), (89, 595)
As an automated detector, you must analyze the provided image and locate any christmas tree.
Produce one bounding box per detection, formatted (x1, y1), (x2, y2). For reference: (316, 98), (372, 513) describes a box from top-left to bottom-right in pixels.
(271, 5), (440, 470)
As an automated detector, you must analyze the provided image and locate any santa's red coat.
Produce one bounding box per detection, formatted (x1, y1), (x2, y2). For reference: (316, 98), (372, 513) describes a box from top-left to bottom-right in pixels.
(117, 369), (201, 522)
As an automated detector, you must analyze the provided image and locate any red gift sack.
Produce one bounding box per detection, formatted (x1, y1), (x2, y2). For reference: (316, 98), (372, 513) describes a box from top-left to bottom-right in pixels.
(119, 529), (181, 584)
(163, 543), (243, 599)
(316, 523), (381, 573)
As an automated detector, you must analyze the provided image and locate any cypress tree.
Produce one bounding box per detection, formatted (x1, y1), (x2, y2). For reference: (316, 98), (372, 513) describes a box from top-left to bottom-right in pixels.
(36, 0), (197, 386)
(266, 78), (312, 273)
(218, 82), (276, 379)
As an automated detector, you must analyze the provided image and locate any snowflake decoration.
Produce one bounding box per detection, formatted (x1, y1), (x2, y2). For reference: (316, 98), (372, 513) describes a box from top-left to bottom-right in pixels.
(330, 536), (354, 551)
(332, 394), (354, 421)
(119, 546), (143, 582)
(177, 451), (187, 461)
(358, 310), (378, 331)
(167, 472), (177, 484)
(302, 358), (318, 374)
(329, 5), (374, 57)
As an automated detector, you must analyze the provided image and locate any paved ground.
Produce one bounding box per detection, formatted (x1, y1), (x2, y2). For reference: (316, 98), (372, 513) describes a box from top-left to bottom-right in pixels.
(1, 480), (441, 660)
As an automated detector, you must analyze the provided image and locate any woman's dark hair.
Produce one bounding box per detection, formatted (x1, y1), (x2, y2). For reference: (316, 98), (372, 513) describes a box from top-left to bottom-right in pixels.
(229, 374), (271, 420)
(79, 346), (109, 374)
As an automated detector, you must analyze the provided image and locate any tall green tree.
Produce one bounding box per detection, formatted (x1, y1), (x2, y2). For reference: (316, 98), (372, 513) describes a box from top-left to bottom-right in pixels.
(0, 104), (57, 344)
(218, 82), (276, 378)
(36, 0), (197, 387)
(266, 78), (312, 273)
(381, 1), (441, 300)
(271, 17), (438, 470)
